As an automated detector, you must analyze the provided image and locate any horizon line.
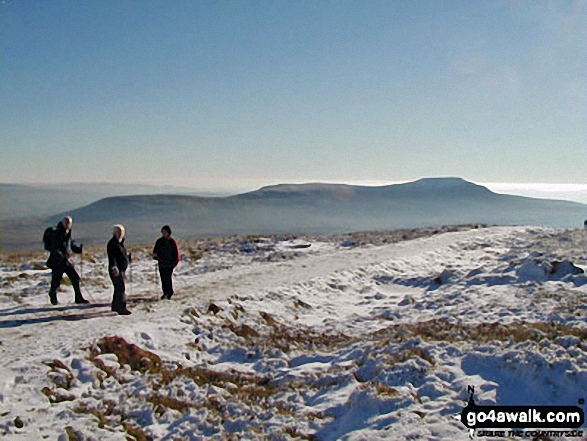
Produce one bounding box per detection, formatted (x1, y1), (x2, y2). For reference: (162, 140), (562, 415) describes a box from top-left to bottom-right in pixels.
(3, 178), (587, 189)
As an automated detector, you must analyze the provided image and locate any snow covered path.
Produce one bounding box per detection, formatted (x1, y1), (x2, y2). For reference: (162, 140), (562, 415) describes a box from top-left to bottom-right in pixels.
(0, 226), (586, 440)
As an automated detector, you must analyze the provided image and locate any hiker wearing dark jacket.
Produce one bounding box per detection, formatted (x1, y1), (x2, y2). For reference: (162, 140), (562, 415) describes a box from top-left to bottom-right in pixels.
(107, 224), (131, 315)
(46, 216), (89, 305)
(152, 225), (180, 300)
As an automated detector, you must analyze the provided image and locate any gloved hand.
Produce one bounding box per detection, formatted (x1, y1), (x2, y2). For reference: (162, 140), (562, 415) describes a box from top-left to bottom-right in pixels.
(71, 240), (83, 254)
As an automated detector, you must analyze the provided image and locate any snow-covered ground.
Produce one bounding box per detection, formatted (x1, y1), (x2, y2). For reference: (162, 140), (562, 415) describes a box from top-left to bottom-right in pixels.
(0, 226), (586, 440)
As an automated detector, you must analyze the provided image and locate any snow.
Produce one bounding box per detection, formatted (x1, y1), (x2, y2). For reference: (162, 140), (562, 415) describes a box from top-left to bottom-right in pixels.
(0, 226), (585, 440)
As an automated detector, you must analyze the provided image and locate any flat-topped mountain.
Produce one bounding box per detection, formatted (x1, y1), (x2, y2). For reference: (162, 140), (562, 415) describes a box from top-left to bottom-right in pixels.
(1, 178), (585, 251)
(238, 178), (493, 200)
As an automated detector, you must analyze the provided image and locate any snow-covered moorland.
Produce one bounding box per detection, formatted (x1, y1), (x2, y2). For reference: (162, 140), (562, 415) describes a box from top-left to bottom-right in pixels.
(0, 226), (586, 440)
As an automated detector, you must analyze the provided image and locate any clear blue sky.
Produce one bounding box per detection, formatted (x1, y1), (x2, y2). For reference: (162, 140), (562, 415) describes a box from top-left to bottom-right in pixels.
(1, 0), (585, 190)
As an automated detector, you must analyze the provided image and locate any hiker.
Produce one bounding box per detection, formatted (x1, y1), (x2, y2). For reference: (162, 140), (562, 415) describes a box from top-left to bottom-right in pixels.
(45, 216), (89, 305)
(107, 224), (131, 315)
(152, 225), (180, 300)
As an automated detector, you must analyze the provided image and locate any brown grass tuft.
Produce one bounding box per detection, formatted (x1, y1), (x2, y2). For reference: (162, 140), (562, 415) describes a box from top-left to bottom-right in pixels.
(184, 246), (204, 261)
(372, 319), (586, 344)
(122, 422), (152, 441)
(264, 324), (352, 353)
(374, 384), (400, 397)
(223, 321), (260, 338)
(43, 359), (74, 390)
(283, 426), (317, 440)
(147, 393), (195, 414)
(65, 426), (83, 441)
(92, 336), (162, 373)
(207, 303), (222, 315)
(73, 399), (117, 429)
(41, 386), (75, 403)
(260, 311), (279, 326)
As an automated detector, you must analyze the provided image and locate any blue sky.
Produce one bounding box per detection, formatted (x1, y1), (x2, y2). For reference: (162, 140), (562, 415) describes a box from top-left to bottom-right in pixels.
(1, 0), (585, 191)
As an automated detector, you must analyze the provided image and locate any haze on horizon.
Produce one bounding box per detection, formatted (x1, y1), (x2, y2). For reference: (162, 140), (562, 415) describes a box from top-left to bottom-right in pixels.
(2, 178), (587, 206)
(1, 1), (585, 189)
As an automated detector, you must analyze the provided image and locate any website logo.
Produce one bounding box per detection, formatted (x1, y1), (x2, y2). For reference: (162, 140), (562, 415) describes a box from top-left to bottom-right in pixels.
(457, 386), (585, 438)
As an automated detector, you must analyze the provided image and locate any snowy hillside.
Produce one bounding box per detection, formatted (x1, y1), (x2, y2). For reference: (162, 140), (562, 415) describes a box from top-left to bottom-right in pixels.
(0, 226), (586, 440)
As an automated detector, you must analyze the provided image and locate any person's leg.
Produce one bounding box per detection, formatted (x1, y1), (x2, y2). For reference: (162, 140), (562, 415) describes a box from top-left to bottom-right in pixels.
(64, 263), (88, 303)
(158, 266), (165, 299)
(159, 267), (173, 299)
(48, 268), (63, 305)
(110, 272), (122, 311)
(111, 272), (130, 314)
(119, 273), (128, 312)
(165, 267), (174, 299)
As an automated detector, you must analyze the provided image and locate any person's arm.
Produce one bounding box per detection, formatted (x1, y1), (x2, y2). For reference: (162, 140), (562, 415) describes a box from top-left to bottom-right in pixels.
(172, 239), (179, 267)
(152, 240), (160, 260)
(107, 241), (120, 276)
(54, 231), (67, 261)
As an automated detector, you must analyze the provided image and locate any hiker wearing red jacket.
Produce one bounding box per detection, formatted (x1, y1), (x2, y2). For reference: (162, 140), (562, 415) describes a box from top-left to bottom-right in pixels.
(152, 225), (180, 300)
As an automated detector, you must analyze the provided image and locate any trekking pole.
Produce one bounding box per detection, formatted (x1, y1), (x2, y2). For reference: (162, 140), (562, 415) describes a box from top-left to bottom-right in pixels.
(80, 251), (85, 294)
(129, 252), (133, 298)
(155, 261), (159, 291)
(80, 249), (83, 280)
(79, 248), (94, 302)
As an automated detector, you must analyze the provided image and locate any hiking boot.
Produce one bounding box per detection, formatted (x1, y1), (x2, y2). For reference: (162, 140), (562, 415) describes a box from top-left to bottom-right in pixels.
(117, 308), (132, 315)
(49, 293), (58, 305)
(160, 294), (168, 300)
(75, 297), (90, 304)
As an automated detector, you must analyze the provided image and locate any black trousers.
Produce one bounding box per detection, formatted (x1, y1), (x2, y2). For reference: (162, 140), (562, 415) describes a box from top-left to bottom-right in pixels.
(50, 262), (83, 300)
(159, 266), (174, 298)
(109, 271), (126, 311)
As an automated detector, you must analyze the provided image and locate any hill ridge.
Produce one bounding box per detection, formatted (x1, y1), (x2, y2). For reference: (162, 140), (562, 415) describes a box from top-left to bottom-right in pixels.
(1, 177), (585, 251)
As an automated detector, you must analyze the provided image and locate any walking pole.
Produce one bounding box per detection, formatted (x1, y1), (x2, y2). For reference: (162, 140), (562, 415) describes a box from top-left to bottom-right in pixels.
(79, 247), (94, 302)
(155, 261), (159, 294)
(129, 252), (133, 298)
(80, 250), (85, 296)
(584, 220), (587, 265)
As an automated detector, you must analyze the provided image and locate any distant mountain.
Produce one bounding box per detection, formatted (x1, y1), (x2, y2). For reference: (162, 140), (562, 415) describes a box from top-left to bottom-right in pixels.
(0, 182), (228, 222)
(240, 178), (494, 200)
(1, 178), (585, 252)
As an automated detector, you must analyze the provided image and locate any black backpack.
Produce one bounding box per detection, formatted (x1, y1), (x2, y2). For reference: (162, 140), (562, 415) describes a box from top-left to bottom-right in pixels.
(43, 227), (58, 252)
